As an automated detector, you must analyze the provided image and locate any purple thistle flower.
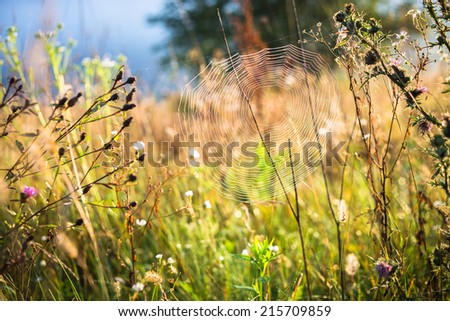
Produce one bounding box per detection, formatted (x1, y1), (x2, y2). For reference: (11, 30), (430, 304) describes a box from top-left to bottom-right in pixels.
(417, 86), (428, 94)
(21, 186), (38, 201)
(375, 261), (393, 278)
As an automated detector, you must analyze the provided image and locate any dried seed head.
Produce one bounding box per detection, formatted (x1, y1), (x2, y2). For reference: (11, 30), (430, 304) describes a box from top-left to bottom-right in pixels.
(417, 119), (432, 135)
(125, 76), (136, 85)
(126, 88), (136, 103)
(9, 76), (16, 86)
(82, 184), (92, 195)
(344, 3), (355, 14)
(115, 70), (123, 82)
(122, 103), (136, 111)
(109, 93), (119, 102)
(56, 97), (68, 108)
(68, 92), (83, 107)
(334, 11), (346, 23)
(364, 50), (378, 65)
(443, 115), (450, 138)
(74, 218), (84, 226)
(58, 147), (65, 157)
(79, 132), (87, 142)
(137, 153), (146, 162)
(103, 142), (113, 150)
(128, 174), (137, 182)
(128, 201), (137, 208)
(122, 117), (133, 128)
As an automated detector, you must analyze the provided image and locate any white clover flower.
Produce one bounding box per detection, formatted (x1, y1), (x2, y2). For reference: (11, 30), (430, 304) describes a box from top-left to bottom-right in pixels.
(185, 190), (193, 197)
(132, 141), (145, 151)
(136, 219), (147, 226)
(167, 257), (175, 264)
(203, 200), (212, 208)
(131, 282), (145, 292)
(155, 254), (163, 259)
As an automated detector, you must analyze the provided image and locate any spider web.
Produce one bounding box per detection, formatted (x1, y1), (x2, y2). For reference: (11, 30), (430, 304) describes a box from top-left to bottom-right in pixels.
(178, 44), (339, 203)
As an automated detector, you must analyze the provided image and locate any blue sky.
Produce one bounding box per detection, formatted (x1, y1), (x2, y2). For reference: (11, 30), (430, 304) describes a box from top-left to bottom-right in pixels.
(0, 0), (168, 88)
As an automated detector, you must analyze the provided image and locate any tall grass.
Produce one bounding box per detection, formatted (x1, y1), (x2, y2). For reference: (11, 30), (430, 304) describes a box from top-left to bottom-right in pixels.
(0, 1), (449, 301)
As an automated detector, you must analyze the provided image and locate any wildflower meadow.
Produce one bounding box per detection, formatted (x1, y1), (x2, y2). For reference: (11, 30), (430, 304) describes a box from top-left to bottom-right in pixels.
(0, 0), (449, 302)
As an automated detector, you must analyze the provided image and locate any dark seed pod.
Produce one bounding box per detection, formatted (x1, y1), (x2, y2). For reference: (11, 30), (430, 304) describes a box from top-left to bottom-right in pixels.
(68, 92), (83, 107)
(137, 153), (146, 162)
(82, 184), (92, 195)
(79, 132), (87, 142)
(126, 88), (136, 103)
(115, 70), (123, 82)
(9, 76), (16, 86)
(122, 103), (136, 111)
(74, 218), (84, 226)
(128, 174), (137, 182)
(125, 76), (136, 85)
(128, 201), (137, 208)
(58, 147), (65, 157)
(334, 10), (346, 23)
(103, 142), (113, 150)
(122, 117), (133, 128)
(109, 93), (119, 102)
(56, 97), (68, 108)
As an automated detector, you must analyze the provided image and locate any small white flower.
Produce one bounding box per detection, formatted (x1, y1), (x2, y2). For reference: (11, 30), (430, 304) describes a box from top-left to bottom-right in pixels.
(188, 148), (200, 159)
(396, 30), (409, 42)
(345, 253), (360, 276)
(111, 130), (118, 135)
(388, 57), (402, 67)
(131, 282), (145, 292)
(35, 276), (43, 283)
(185, 190), (193, 197)
(203, 200), (212, 208)
(433, 201), (445, 208)
(167, 257), (175, 264)
(101, 56), (116, 68)
(407, 9), (421, 19)
(241, 249), (249, 256)
(132, 141), (145, 151)
(155, 254), (163, 259)
(363, 133), (371, 140)
(136, 219), (147, 226)
(41, 235), (48, 242)
(219, 255), (225, 261)
(114, 277), (126, 284)
(81, 57), (91, 65)
(269, 245), (280, 253)
(40, 260), (47, 267)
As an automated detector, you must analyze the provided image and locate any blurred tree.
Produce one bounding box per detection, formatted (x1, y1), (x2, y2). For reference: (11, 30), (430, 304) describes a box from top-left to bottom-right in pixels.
(148, 0), (410, 70)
